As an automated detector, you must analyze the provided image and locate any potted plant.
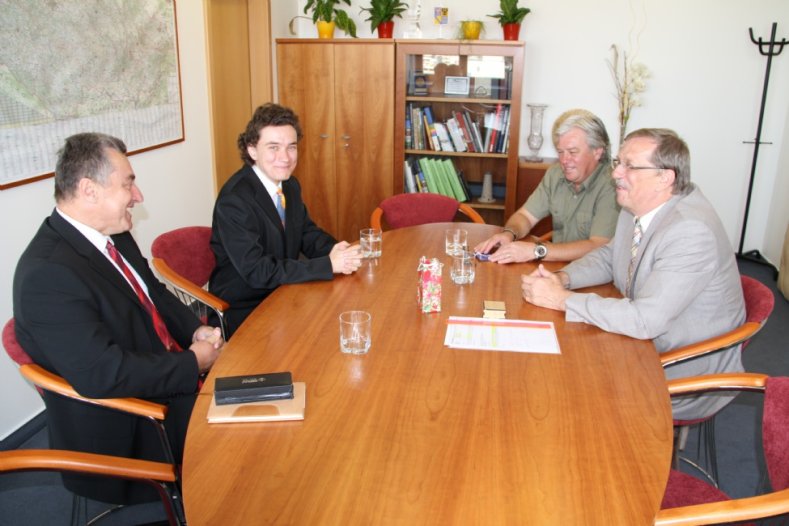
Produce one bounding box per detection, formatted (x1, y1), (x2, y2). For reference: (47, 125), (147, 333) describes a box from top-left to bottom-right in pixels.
(458, 20), (484, 40)
(487, 0), (531, 41)
(303, 0), (358, 39)
(360, 0), (410, 39)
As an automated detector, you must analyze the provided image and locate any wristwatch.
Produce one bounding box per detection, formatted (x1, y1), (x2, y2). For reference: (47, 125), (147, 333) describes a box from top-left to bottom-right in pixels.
(534, 242), (548, 260)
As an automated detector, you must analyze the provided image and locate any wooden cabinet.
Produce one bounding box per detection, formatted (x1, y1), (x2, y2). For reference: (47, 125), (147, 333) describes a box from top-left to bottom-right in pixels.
(394, 41), (525, 225)
(277, 39), (395, 242)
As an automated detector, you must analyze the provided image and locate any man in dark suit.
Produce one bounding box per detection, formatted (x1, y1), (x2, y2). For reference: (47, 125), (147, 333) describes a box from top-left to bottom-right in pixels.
(13, 133), (223, 504)
(209, 103), (362, 337)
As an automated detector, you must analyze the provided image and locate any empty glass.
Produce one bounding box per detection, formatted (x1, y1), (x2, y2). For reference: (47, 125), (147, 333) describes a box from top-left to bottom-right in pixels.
(339, 311), (371, 355)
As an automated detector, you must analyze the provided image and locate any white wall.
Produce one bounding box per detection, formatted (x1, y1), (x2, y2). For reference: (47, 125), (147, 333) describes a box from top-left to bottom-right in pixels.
(282, 0), (789, 261)
(0, 2), (215, 440)
(3, 0), (788, 439)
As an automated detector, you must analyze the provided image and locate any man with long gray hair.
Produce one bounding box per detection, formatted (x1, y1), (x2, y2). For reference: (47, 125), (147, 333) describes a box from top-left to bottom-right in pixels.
(475, 108), (620, 263)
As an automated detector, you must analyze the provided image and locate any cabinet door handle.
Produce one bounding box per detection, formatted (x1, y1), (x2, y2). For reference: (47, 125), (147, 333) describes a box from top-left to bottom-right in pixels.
(341, 135), (351, 140)
(319, 134), (330, 139)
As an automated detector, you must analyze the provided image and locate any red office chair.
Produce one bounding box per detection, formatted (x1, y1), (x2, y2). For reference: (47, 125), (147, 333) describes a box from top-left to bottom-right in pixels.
(0, 450), (183, 525)
(655, 373), (789, 525)
(661, 275), (775, 486)
(3, 318), (40, 394)
(2, 317), (184, 524)
(151, 226), (229, 340)
(369, 193), (485, 230)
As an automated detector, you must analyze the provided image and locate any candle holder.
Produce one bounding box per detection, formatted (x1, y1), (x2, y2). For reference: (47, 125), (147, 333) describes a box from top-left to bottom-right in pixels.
(525, 103), (548, 162)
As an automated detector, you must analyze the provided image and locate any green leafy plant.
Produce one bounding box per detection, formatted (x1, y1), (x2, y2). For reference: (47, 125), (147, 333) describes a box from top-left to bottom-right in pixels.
(359, 0), (409, 33)
(303, 0), (358, 37)
(487, 0), (531, 25)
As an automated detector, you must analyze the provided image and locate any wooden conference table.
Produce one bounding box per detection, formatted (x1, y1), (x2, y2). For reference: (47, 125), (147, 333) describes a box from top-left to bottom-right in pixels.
(183, 223), (672, 525)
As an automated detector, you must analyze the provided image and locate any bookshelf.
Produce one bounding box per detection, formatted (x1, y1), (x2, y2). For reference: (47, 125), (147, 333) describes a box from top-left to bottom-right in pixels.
(394, 40), (525, 225)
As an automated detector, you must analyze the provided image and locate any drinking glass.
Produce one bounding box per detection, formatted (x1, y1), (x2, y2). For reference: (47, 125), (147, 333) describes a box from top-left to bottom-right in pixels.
(445, 229), (468, 257)
(360, 228), (382, 258)
(339, 311), (371, 355)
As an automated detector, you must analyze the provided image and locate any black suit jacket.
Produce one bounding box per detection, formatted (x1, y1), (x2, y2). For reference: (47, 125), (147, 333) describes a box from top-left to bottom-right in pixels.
(12, 210), (201, 504)
(209, 165), (337, 336)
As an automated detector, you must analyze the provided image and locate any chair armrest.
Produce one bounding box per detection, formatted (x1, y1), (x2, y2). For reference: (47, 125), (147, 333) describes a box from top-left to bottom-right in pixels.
(0, 449), (176, 482)
(666, 372), (768, 396)
(370, 207), (384, 230)
(660, 321), (763, 367)
(458, 203), (485, 224)
(654, 485), (789, 525)
(19, 364), (167, 421)
(152, 258), (230, 312)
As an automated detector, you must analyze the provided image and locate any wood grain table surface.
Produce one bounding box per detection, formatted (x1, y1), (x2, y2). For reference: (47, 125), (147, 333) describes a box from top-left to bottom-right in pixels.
(183, 223), (672, 525)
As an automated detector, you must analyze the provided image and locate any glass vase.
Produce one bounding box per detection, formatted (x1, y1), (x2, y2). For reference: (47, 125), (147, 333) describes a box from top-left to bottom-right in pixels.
(525, 103), (548, 162)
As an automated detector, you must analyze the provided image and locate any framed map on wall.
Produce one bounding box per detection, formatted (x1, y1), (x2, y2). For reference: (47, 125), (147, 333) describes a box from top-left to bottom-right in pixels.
(0, 0), (184, 190)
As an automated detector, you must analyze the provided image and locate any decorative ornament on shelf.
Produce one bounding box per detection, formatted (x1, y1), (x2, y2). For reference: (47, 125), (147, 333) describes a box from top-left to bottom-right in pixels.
(487, 0), (531, 41)
(401, 0), (422, 38)
(458, 20), (484, 40)
(607, 44), (650, 144)
(301, 0), (358, 38)
(360, 0), (410, 39)
(525, 103), (547, 161)
(479, 172), (495, 203)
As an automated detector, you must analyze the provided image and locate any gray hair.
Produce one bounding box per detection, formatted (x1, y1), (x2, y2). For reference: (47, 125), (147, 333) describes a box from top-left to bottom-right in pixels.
(551, 109), (611, 162)
(624, 128), (691, 195)
(55, 133), (127, 202)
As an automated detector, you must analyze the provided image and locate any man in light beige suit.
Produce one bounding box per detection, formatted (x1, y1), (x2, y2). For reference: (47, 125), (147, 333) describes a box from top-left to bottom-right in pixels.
(521, 128), (745, 420)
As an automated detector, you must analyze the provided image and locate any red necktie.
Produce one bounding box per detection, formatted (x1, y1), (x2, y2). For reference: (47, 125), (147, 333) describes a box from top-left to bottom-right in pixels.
(106, 241), (181, 353)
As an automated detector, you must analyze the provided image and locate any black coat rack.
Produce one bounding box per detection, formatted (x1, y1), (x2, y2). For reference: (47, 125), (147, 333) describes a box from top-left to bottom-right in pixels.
(737, 22), (786, 276)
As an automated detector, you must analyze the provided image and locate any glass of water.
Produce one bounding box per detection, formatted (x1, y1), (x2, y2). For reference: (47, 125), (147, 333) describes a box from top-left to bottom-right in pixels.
(339, 311), (371, 354)
(450, 251), (476, 285)
(360, 228), (382, 258)
(445, 228), (467, 257)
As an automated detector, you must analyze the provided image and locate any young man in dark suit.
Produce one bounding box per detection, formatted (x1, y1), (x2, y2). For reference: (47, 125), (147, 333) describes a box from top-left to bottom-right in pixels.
(13, 132), (223, 504)
(209, 103), (362, 338)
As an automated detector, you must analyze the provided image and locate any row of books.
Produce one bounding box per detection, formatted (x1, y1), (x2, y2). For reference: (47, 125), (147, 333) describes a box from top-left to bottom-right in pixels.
(403, 157), (473, 202)
(405, 104), (511, 154)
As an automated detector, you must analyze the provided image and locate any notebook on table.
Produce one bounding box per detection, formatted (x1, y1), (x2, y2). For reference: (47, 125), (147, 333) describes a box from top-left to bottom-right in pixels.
(207, 382), (306, 423)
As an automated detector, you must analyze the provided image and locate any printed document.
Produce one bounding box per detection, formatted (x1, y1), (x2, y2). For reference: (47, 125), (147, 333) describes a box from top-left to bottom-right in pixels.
(444, 317), (561, 354)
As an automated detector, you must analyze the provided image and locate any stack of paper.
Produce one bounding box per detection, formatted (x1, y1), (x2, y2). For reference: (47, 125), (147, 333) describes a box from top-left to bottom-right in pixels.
(444, 317), (561, 354)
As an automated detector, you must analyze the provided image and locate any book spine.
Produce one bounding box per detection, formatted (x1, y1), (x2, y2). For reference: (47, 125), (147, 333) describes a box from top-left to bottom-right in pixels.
(423, 106), (441, 151)
(446, 118), (467, 152)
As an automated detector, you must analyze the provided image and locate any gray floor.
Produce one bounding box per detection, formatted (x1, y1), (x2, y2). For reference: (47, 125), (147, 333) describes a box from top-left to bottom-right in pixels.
(1, 258), (786, 524)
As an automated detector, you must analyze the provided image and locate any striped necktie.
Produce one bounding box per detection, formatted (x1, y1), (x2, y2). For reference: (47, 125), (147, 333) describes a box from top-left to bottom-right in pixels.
(106, 241), (181, 352)
(276, 188), (286, 226)
(626, 217), (642, 297)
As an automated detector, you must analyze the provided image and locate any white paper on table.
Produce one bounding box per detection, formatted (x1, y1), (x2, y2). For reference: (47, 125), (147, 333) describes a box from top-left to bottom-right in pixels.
(444, 316), (561, 354)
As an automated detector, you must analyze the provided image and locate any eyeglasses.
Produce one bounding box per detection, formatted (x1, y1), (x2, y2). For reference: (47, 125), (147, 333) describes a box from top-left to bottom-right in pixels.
(610, 158), (666, 172)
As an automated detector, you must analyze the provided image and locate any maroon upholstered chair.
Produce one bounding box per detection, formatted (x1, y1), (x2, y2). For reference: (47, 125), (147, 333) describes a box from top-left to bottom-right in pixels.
(662, 274), (775, 485)
(369, 193), (485, 230)
(151, 226), (229, 340)
(656, 373), (789, 525)
(3, 317), (184, 523)
(3, 318), (41, 395)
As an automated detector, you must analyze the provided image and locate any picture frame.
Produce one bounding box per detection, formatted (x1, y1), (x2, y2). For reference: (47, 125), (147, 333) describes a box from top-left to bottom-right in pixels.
(444, 76), (470, 96)
(0, 0), (184, 190)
